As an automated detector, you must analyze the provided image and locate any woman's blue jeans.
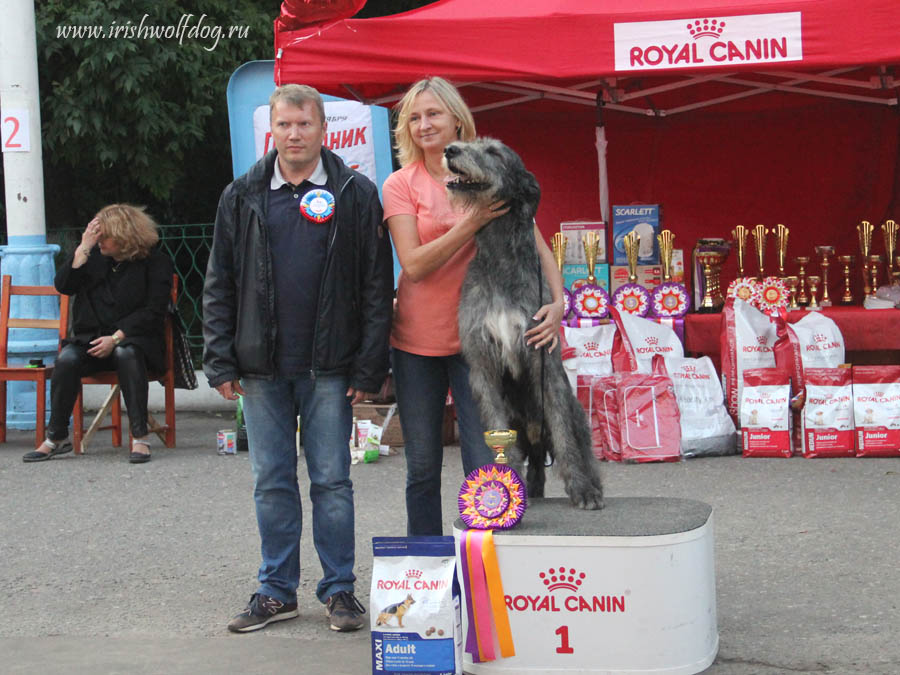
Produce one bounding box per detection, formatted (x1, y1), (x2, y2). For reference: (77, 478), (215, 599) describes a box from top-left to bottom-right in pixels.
(391, 349), (493, 536)
(240, 374), (355, 605)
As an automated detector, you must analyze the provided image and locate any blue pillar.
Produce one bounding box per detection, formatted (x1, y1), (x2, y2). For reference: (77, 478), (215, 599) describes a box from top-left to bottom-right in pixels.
(0, 240), (61, 429)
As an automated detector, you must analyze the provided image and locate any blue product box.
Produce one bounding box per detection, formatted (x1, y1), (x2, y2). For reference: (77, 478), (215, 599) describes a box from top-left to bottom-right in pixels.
(612, 205), (661, 265)
(563, 263), (609, 291)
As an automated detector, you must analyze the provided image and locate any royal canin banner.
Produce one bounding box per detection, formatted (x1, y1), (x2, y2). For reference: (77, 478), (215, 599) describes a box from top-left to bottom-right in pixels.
(614, 12), (802, 71)
(253, 100), (376, 181)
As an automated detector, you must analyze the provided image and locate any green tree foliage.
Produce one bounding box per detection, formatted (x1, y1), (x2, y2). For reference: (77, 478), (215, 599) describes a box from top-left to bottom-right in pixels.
(26, 0), (274, 228)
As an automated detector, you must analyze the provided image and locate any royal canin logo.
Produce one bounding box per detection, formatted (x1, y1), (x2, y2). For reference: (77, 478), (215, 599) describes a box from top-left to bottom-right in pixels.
(756, 335), (768, 345)
(583, 341), (600, 351)
(505, 567), (626, 614)
(645, 336), (659, 346)
(813, 333), (828, 343)
(683, 365), (696, 373)
(635, 345), (674, 354)
(617, 13), (801, 71)
(808, 395), (851, 405)
(376, 570), (447, 592)
(687, 18), (725, 39)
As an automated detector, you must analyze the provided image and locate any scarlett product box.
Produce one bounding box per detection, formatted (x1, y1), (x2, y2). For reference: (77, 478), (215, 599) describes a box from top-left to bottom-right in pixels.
(612, 205), (660, 265)
(563, 263), (609, 291)
(560, 221), (607, 265)
(610, 265), (662, 294)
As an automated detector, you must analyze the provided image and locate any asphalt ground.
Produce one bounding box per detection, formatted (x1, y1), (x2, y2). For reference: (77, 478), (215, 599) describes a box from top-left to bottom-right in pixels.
(1, 411), (899, 674)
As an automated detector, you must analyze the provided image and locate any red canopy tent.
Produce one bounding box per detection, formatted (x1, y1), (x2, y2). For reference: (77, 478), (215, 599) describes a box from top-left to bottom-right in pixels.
(274, 0), (900, 285)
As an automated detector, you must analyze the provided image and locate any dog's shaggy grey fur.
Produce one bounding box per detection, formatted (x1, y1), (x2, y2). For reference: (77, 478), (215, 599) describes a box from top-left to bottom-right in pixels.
(446, 137), (604, 510)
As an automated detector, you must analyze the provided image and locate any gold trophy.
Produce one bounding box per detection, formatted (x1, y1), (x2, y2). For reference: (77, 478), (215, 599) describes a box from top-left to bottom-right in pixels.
(838, 255), (854, 304)
(774, 224), (789, 278)
(807, 275), (821, 310)
(659, 230), (674, 282)
(815, 245), (834, 307)
(484, 429), (518, 465)
(883, 220), (898, 282)
(551, 232), (567, 271)
(869, 254), (882, 296)
(732, 225), (748, 278)
(785, 276), (799, 310)
(794, 256), (810, 305)
(697, 251), (726, 312)
(583, 231), (601, 285)
(752, 224), (768, 280)
(858, 220), (874, 296)
(623, 231), (639, 284)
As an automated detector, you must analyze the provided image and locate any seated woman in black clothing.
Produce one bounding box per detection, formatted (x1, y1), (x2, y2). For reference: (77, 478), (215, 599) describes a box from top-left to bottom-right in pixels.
(22, 204), (174, 464)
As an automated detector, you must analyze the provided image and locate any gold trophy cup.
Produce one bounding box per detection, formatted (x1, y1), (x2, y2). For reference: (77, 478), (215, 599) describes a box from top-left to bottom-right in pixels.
(807, 275), (821, 310)
(697, 251), (726, 312)
(815, 245), (834, 307)
(752, 224), (768, 280)
(775, 224), (789, 278)
(551, 232), (567, 272)
(858, 220), (874, 296)
(838, 255), (854, 304)
(732, 225), (748, 278)
(883, 220), (898, 282)
(484, 429), (518, 465)
(869, 255), (882, 296)
(795, 256), (810, 305)
(583, 231), (600, 285)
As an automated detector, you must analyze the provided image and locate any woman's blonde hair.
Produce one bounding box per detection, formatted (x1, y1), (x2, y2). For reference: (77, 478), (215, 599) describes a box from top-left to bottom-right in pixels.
(95, 204), (159, 260)
(393, 77), (476, 167)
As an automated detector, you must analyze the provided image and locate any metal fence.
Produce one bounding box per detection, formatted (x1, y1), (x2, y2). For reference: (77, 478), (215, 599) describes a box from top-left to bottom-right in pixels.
(50, 224), (213, 366)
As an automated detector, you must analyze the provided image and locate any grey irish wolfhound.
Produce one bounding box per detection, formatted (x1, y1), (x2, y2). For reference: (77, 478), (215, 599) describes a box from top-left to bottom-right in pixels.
(445, 137), (604, 510)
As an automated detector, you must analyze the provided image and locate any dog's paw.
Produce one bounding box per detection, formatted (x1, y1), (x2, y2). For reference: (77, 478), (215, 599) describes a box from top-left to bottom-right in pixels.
(569, 489), (605, 511)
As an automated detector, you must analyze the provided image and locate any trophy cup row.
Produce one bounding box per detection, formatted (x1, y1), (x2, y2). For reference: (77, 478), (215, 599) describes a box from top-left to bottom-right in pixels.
(697, 220), (900, 312)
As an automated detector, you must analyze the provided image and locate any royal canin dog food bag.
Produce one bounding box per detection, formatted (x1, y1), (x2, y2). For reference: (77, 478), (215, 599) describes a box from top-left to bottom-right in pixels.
(615, 355), (682, 463)
(562, 323), (617, 379)
(802, 367), (855, 458)
(722, 298), (778, 423)
(773, 310), (845, 409)
(667, 356), (737, 457)
(371, 537), (461, 675)
(852, 365), (900, 457)
(609, 308), (684, 374)
(740, 367), (792, 457)
(590, 375), (622, 461)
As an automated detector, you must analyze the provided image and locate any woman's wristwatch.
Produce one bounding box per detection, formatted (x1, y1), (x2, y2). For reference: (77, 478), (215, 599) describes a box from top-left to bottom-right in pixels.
(112, 333), (122, 345)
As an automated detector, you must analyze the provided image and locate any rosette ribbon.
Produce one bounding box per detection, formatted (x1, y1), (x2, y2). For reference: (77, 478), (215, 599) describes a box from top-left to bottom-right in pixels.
(459, 530), (515, 663)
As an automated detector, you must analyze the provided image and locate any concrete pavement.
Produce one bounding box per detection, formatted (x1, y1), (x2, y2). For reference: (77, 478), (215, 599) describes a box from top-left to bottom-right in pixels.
(1, 411), (899, 674)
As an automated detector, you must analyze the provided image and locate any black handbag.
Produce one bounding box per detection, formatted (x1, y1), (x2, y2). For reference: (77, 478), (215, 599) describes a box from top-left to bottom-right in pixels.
(169, 305), (198, 390)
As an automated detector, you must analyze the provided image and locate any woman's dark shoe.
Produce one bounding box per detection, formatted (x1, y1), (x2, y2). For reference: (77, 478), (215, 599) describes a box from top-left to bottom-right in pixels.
(129, 439), (151, 464)
(22, 440), (73, 463)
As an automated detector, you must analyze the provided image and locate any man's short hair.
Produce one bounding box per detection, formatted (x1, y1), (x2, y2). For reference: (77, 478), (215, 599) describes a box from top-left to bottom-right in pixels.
(269, 84), (326, 125)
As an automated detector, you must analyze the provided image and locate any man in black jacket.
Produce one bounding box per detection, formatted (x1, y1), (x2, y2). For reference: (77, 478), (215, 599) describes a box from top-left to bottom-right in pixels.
(203, 84), (392, 633)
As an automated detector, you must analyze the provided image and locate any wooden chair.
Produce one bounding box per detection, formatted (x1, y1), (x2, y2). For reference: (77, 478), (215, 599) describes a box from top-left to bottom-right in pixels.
(72, 275), (178, 454)
(0, 275), (70, 446)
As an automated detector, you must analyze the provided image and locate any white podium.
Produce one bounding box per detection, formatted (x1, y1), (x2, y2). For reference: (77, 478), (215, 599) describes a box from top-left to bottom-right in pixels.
(453, 497), (717, 675)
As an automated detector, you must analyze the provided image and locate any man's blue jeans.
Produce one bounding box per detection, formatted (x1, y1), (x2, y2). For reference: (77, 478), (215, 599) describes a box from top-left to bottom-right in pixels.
(391, 349), (493, 536)
(241, 374), (355, 605)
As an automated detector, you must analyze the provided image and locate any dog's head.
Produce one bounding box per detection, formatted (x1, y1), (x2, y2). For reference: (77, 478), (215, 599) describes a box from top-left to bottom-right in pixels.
(443, 137), (540, 215)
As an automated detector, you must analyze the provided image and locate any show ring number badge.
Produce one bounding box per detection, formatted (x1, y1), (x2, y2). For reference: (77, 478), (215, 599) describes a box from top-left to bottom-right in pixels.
(300, 188), (335, 223)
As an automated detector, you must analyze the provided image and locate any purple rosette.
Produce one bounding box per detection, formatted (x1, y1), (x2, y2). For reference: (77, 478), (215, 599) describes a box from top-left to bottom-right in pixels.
(612, 282), (650, 317)
(458, 464), (528, 530)
(563, 287), (573, 320)
(651, 281), (691, 318)
(573, 283), (610, 319)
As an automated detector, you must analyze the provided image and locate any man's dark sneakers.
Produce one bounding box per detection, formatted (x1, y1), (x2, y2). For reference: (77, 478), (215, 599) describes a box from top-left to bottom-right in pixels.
(325, 590), (366, 632)
(227, 593), (299, 633)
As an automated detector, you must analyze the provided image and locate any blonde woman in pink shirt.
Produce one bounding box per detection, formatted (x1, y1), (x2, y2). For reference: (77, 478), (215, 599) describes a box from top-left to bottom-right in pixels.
(382, 77), (565, 535)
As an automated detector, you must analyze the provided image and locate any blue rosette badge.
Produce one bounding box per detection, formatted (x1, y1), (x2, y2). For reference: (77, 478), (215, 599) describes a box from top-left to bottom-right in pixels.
(299, 188), (335, 223)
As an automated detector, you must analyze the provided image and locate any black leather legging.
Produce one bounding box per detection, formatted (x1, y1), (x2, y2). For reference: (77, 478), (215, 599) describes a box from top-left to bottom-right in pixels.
(47, 343), (150, 441)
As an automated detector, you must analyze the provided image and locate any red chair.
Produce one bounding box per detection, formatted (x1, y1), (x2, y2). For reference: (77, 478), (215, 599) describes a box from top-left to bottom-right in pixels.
(72, 275), (178, 454)
(0, 275), (70, 446)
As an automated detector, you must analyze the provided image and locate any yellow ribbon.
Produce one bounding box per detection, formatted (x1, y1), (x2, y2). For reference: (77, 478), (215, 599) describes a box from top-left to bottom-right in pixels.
(481, 531), (516, 658)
